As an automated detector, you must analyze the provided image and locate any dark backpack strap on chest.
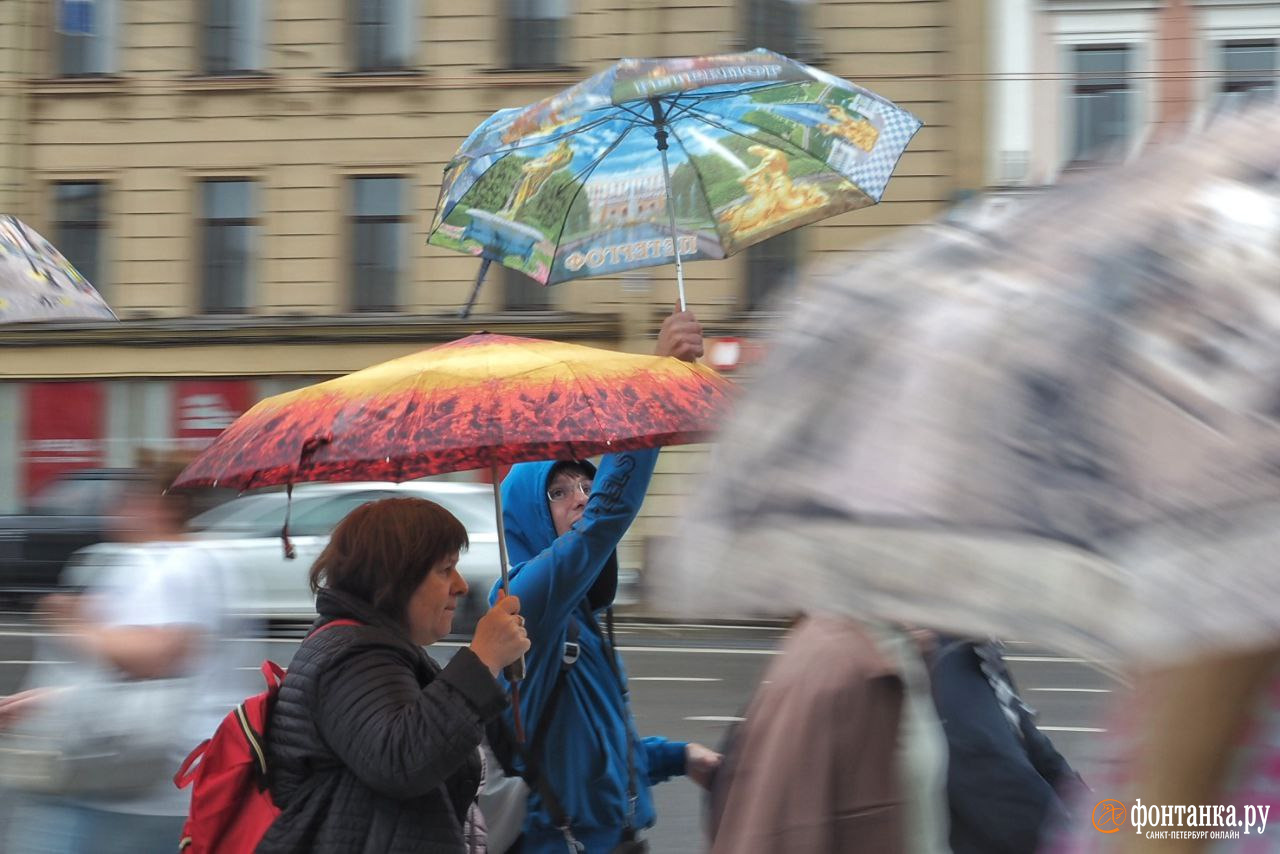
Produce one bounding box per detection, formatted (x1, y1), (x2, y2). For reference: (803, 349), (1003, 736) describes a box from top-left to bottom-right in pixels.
(515, 617), (583, 851)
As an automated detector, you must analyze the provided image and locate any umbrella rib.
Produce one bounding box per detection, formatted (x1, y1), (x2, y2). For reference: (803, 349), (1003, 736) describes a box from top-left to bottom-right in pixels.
(560, 360), (614, 458)
(664, 122), (734, 254)
(467, 112), (638, 160)
(681, 104), (826, 173)
(547, 126), (639, 285)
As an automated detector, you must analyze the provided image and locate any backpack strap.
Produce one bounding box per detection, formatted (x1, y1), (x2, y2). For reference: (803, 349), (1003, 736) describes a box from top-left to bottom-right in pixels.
(515, 618), (582, 851)
(310, 618), (362, 637)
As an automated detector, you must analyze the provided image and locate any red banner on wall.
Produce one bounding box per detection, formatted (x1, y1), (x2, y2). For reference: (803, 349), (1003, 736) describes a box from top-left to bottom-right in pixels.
(173, 381), (254, 449)
(22, 382), (106, 499)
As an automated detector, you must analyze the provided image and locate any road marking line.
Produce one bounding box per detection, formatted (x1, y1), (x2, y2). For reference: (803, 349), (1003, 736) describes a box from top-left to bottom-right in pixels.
(684, 715), (745, 722)
(630, 677), (722, 683)
(1038, 726), (1107, 733)
(619, 646), (779, 655)
(0, 660), (69, 665)
(616, 623), (785, 632)
(1027, 687), (1112, 693)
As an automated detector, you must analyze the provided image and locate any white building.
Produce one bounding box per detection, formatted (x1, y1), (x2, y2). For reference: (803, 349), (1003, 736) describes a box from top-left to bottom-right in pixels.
(988, 0), (1279, 188)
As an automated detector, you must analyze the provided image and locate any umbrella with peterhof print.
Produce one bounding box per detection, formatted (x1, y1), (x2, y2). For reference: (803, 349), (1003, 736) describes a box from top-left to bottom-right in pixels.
(0, 215), (116, 323)
(173, 331), (732, 597)
(428, 48), (922, 315)
(651, 105), (1280, 669)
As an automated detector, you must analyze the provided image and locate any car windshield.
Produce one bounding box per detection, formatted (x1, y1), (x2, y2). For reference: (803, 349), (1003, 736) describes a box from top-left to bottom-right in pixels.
(189, 487), (496, 537)
(28, 477), (120, 516)
(188, 493), (289, 532)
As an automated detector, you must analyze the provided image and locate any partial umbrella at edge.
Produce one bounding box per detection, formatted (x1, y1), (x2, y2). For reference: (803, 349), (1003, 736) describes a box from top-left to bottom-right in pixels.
(0, 215), (116, 323)
(652, 105), (1280, 669)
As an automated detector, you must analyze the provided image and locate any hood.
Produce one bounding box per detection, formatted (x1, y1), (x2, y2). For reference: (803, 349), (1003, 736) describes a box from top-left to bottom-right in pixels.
(501, 458), (617, 610)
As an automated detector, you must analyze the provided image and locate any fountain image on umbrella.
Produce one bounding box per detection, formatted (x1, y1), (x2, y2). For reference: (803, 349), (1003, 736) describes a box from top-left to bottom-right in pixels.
(428, 49), (922, 315)
(0, 215), (116, 323)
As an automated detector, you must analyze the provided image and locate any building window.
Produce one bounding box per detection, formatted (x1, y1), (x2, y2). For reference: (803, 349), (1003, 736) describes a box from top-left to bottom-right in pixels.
(56, 0), (117, 76)
(353, 0), (415, 71)
(744, 231), (798, 311)
(351, 177), (407, 312)
(203, 0), (263, 75)
(1219, 41), (1276, 110)
(200, 180), (256, 314)
(1070, 45), (1132, 163)
(503, 266), (551, 311)
(507, 0), (569, 70)
(740, 0), (816, 61)
(53, 182), (105, 291)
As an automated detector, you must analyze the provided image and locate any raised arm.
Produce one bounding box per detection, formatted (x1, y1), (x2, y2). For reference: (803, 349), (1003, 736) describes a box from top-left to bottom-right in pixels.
(507, 447), (659, 636)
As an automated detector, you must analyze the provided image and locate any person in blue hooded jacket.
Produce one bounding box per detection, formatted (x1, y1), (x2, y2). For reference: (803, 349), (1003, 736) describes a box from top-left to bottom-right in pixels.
(489, 309), (720, 854)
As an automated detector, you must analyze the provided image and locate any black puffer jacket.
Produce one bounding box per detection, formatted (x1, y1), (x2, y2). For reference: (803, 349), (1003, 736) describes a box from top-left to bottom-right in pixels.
(259, 588), (507, 854)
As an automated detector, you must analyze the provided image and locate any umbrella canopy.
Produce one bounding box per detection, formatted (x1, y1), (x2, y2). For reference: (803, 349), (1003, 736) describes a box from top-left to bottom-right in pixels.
(0, 215), (115, 323)
(652, 106), (1280, 668)
(428, 49), (921, 310)
(174, 332), (731, 492)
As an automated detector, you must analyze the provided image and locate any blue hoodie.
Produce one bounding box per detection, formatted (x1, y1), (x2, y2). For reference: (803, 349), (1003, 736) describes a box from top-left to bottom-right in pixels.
(490, 449), (687, 853)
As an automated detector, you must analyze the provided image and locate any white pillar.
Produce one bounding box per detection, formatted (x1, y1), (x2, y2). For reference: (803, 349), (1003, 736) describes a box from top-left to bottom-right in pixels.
(989, 0), (1035, 186)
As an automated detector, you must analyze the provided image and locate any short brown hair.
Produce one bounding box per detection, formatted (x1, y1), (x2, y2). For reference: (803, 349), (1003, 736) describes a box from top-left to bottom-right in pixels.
(309, 497), (469, 624)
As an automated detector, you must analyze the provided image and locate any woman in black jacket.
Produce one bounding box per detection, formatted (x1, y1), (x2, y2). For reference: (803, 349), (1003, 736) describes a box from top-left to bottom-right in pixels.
(259, 497), (530, 853)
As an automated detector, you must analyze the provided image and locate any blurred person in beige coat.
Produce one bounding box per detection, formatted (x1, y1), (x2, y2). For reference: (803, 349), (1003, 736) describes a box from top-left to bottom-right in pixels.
(707, 615), (950, 854)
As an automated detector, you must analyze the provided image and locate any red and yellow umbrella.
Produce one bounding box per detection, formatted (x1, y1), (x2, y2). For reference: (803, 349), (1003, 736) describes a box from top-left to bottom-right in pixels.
(175, 332), (730, 492)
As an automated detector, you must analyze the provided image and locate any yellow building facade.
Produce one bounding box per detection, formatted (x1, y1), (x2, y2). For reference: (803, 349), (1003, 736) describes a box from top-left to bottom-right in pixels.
(0, 0), (985, 564)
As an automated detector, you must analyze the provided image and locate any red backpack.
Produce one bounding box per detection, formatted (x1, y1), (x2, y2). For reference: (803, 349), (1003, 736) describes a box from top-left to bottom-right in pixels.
(173, 619), (361, 853)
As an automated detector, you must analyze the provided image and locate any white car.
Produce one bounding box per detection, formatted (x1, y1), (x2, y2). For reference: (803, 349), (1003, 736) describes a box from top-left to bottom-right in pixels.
(69, 482), (504, 635)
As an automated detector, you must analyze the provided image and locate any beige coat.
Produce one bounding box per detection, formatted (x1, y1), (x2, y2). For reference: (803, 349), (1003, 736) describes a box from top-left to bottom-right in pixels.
(710, 616), (936, 854)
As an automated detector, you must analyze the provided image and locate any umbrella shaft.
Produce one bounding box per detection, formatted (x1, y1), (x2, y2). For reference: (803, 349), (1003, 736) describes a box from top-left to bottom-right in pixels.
(657, 145), (687, 312)
(492, 464), (511, 592)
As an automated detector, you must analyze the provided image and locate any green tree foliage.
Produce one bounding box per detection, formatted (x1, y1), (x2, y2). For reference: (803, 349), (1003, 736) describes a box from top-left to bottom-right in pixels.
(520, 170), (588, 240)
(450, 155), (527, 220)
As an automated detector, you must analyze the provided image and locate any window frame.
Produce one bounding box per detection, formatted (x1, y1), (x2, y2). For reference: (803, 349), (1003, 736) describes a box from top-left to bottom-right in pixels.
(54, 0), (118, 77)
(198, 178), (257, 315)
(738, 0), (819, 63)
(505, 0), (570, 71)
(743, 230), (800, 313)
(349, 175), (410, 313)
(351, 0), (416, 73)
(51, 180), (107, 294)
(1068, 43), (1134, 164)
(201, 0), (264, 76)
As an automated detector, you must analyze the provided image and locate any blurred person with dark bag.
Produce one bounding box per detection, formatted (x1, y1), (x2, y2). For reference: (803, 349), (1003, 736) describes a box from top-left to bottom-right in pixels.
(256, 497), (529, 853)
(487, 309), (721, 854)
(929, 635), (1087, 854)
(0, 463), (241, 854)
(705, 616), (951, 854)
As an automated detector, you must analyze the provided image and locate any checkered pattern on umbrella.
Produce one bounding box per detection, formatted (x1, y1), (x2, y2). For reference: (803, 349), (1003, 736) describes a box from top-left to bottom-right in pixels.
(842, 107), (923, 201)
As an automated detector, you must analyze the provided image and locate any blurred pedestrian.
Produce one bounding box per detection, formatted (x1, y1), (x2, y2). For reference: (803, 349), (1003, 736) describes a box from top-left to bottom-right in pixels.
(929, 635), (1086, 854)
(259, 497), (529, 853)
(1, 461), (240, 854)
(490, 309), (720, 854)
(706, 616), (950, 854)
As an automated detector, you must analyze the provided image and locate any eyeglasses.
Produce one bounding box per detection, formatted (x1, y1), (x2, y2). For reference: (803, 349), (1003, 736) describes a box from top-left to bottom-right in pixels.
(547, 479), (592, 503)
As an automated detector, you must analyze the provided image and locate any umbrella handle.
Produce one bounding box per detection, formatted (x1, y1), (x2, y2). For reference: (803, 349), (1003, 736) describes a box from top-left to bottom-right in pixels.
(493, 465), (526, 683)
